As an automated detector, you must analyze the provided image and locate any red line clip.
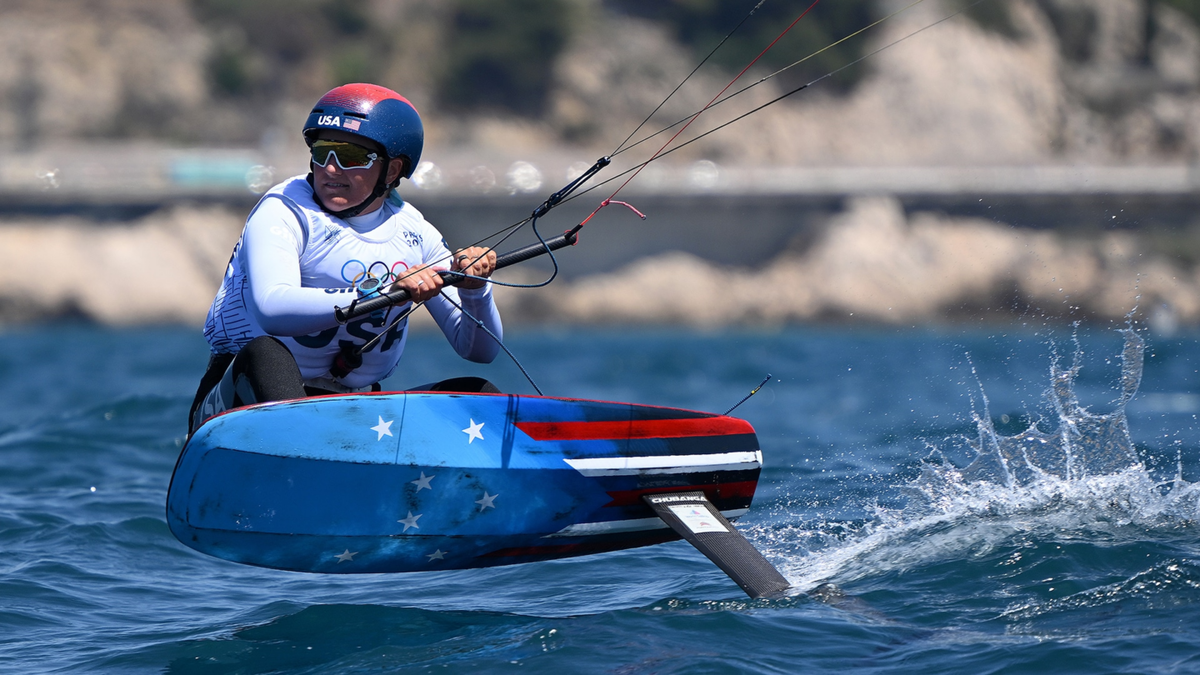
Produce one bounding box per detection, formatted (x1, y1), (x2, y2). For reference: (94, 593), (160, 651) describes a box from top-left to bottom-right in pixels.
(602, 199), (647, 220)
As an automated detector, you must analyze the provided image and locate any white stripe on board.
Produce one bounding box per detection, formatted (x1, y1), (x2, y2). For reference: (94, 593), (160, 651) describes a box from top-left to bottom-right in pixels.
(544, 509), (749, 537)
(563, 451), (761, 476)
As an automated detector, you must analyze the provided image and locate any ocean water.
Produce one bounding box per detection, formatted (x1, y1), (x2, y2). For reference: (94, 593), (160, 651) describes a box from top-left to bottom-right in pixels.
(3, 322), (1200, 673)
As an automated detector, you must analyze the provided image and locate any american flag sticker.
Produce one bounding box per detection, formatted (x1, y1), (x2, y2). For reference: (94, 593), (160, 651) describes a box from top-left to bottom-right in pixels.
(344, 119), (362, 131)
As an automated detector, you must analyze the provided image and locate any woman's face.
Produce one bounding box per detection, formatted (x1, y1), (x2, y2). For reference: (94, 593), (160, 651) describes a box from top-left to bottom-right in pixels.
(310, 128), (386, 212)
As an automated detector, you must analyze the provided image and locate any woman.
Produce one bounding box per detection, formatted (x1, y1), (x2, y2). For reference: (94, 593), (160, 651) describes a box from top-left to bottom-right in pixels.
(190, 83), (501, 434)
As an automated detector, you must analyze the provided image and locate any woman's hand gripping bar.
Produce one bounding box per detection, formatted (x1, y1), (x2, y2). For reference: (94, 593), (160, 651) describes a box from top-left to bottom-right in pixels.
(334, 225), (582, 324)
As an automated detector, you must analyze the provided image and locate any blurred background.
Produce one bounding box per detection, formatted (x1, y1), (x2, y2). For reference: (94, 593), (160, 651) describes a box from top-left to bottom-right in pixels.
(2, 0), (1199, 329)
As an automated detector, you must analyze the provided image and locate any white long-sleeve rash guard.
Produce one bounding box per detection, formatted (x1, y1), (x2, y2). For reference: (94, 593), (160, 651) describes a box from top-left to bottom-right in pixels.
(205, 183), (501, 387)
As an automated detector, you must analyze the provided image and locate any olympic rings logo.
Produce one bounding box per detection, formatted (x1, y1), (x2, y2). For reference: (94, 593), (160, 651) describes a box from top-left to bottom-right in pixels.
(341, 259), (410, 287)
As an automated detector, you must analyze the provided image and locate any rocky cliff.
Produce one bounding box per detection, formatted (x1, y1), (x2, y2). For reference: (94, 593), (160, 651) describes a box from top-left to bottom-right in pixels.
(1, 0), (1199, 165)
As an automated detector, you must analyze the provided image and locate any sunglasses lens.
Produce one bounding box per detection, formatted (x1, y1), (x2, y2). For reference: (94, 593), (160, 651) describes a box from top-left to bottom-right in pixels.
(310, 141), (377, 169)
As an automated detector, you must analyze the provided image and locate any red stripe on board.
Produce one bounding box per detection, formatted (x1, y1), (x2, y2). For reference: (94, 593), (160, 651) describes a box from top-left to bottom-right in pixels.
(602, 480), (759, 508)
(515, 417), (754, 441)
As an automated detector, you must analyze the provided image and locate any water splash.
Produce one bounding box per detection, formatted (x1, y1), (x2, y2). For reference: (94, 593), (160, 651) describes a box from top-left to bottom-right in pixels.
(954, 329), (1145, 489)
(772, 329), (1200, 592)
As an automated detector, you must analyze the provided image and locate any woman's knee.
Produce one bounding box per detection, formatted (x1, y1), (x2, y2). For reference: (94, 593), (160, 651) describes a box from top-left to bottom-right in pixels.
(232, 336), (306, 403)
(239, 336), (293, 362)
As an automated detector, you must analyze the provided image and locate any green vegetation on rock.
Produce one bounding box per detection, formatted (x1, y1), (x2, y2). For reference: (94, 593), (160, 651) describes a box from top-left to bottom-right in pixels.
(190, 0), (386, 100)
(605, 0), (875, 92)
(190, 0), (573, 117)
(1160, 0), (1200, 24)
(437, 0), (572, 116)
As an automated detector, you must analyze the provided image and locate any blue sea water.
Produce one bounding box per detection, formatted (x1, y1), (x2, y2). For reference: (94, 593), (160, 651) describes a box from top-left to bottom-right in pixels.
(3, 322), (1200, 673)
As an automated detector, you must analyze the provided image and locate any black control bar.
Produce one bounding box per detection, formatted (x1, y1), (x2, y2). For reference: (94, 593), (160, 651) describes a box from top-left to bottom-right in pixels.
(334, 225), (581, 324)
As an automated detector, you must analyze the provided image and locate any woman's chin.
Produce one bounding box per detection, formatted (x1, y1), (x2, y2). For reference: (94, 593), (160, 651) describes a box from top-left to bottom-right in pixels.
(317, 191), (351, 208)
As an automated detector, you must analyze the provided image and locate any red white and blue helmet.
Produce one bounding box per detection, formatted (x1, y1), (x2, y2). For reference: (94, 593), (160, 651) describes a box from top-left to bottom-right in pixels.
(303, 83), (424, 179)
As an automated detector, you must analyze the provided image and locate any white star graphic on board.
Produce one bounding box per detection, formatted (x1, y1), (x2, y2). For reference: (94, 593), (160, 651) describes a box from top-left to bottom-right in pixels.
(398, 511), (422, 532)
(462, 419), (484, 444)
(335, 549), (357, 563)
(427, 549), (446, 561)
(371, 416), (394, 441)
(411, 472), (435, 491)
(476, 491), (498, 511)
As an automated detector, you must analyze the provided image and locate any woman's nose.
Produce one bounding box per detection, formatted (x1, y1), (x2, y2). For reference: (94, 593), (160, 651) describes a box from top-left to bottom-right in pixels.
(317, 157), (342, 175)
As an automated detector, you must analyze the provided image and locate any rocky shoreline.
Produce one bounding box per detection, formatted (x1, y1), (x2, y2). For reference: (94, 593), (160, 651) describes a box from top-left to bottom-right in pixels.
(506, 196), (1198, 330)
(2, 198), (1195, 331)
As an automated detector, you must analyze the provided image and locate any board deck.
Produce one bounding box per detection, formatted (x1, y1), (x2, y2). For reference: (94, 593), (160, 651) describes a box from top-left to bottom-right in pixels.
(168, 391), (765, 575)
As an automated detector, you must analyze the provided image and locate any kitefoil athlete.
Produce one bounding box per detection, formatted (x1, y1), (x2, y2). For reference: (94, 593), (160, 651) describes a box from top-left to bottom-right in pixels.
(189, 83), (501, 434)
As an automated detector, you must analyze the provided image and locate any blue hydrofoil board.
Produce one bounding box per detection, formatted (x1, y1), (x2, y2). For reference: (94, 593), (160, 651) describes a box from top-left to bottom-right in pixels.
(168, 391), (775, 583)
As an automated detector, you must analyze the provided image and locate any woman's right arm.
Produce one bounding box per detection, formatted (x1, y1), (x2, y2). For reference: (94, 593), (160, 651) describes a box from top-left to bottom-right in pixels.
(241, 199), (347, 336)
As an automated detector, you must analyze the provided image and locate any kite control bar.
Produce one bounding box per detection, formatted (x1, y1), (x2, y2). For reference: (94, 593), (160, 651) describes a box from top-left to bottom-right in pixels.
(334, 225), (582, 324)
